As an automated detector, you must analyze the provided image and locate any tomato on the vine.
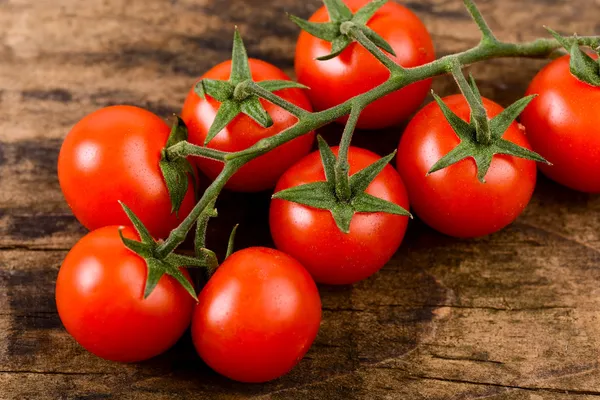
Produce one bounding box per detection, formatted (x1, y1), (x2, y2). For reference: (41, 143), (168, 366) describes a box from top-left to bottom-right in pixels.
(181, 59), (315, 192)
(520, 54), (600, 193)
(294, 0), (435, 129)
(397, 94), (537, 238)
(270, 146), (409, 285)
(56, 226), (195, 362)
(58, 105), (196, 239)
(191, 247), (321, 383)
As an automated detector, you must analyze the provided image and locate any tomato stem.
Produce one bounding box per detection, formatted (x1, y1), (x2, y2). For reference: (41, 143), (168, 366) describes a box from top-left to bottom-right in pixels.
(335, 104), (362, 201)
(165, 141), (227, 162)
(157, 0), (600, 260)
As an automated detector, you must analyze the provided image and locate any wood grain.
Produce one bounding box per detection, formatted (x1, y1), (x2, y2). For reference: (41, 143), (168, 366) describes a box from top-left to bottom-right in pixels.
(2, 0), (600, 398)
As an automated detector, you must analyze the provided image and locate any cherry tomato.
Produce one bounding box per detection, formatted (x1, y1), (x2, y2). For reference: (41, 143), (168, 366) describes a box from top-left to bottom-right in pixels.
(397, 94), (537, 238)
(181, 59), (315, 192)
(294, 0), (435, 129)
(58, 105), (196, 239)
(270, 147), (410, 285)
(191, 247), (321, 383)
(520, 54), (600, 193)
(56, 226), (195, 362)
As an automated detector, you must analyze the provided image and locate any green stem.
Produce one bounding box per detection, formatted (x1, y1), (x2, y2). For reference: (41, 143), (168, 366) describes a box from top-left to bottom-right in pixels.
(335, 104), (362, 201)
(463, 0), (497, 44)
(450, 61), (491, 144)
(166, 141), (227, 162)
(159, 30), (600, 258)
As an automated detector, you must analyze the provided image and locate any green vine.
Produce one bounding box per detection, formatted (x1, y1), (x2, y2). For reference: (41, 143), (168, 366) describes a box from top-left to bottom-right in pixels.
(121, 0), (600, 297)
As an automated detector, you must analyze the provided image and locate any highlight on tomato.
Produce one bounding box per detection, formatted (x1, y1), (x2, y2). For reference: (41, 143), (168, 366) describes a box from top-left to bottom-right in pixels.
(182, 29), (314, 192)
(58, 105), (197, 240)
(292, 0), (435, 129)
(397, 68), (546, 238)
(520, 30), (600, 193)
(191, 247), (322, 383)
(55, 225), (196, 363)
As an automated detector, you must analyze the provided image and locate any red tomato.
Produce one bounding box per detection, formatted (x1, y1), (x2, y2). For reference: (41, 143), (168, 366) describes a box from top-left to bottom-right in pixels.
(181, 59), (315, 192)
(397, 94), (537, 238)
(58, 105), (196, 239)
(520, 54), (600, 193)
(294, 0), (435, 129)
(56, 226), (195, 362)
(270, 147), (410, 285)
(191, 247), (321, 383)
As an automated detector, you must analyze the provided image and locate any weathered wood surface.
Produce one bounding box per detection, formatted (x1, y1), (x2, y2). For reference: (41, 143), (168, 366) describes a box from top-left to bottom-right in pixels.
(2, 0), (600, 398)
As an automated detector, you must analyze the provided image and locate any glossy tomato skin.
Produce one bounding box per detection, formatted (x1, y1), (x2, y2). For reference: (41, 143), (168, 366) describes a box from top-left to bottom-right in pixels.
(295, 0), (435, 129)
(520, 55), (600, 193)
(181, 59), (315, 192)
(56, 226), (195, 362)
(397, 95), (537, 238)
(58, 105), (196, 239)
(191, 247), (321, 383)
(270, 147), (410, 285)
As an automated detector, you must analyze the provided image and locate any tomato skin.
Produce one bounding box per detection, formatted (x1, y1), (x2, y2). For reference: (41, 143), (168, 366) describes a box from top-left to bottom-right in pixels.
(270, 147), (409, 285)
(520, 55), (600, 193)
(397, 94), (537, 238)
(294, 0), (435, 129)
(55, 226), (195, 362)
(181, 59), (315, 192)
(58, 105), (196, 240)
(191, 247), (321, 383)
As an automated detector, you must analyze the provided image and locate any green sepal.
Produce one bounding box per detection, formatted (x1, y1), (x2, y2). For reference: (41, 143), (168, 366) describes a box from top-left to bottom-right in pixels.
(119, 229), (154, 259)
(272, 181), (338, 210)
(230, 27), (252, 84)
(546, 27), (600, 87)
(352, 0), (386, 24)
(290, 0), (394, 61)
(226, 224), (239, 259)
(160, 117), (198, 213)
(195, 79), (234, 101)
(240, 97), (273, 128)
(118, 201), (209, 301)
(350, 151), (396, 195)
(119, 201), (155, 245)
(351, 192), (411, 217)
(316, 35), (353, 61)
(427, 85), (548, 182)
(197, 30), (307, 144)
(489, 95), (537, 140)
(288, 15), (339, 41)
(323, 0), (353, 21)
(204, 100), (240, 145)
(257, 80), (310, 92)
(331, 202), (354, 234)
(357, 25), (396, 56)
(143, 258), (197, 301)
(272, 138), (410, 234)
(317, 135), (338, 183)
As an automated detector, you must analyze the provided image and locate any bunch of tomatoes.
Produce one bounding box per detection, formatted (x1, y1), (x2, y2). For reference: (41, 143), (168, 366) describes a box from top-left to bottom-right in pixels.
(54, 0), (600, 384)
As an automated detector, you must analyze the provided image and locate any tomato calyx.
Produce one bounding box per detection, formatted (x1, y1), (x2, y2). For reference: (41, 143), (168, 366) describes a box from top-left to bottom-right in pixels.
(546, 27), (600, 87)
(272, 136), (410, 233)
(289, 0), (396, 61)
(117, 201), (218, 300)
(159, 116), (199, 214)
(428, 63), (548, 183)
(194, 28), (308, 145)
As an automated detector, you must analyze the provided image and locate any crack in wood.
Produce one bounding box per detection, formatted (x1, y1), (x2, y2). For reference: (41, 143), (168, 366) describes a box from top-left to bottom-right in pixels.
(409, 375), (600, 397)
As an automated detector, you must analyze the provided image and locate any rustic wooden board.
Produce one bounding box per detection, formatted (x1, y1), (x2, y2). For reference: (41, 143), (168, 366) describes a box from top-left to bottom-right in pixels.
(2, 0), (600, 398)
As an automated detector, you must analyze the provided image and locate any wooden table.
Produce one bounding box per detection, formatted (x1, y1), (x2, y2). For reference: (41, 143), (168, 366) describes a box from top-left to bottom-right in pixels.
(2, 0), (600, 398)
